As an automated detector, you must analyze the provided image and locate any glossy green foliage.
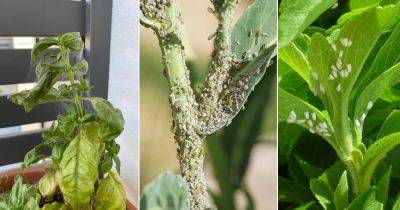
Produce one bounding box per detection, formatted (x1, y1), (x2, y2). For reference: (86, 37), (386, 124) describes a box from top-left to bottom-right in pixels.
(279, 0), (336, 48)
(140, 172), (190, 210)
(279, 1), (400, 209)
(5, 32), (126, 209)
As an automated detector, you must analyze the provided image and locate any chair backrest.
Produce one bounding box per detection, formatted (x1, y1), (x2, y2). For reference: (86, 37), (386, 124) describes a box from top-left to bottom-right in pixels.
(0, 0), (113, 166)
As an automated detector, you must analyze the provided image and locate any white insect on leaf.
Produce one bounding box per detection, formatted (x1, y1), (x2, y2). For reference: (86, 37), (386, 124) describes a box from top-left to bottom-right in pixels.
(340, 37), (353, 47)
(287, 110), (297, 123)
(367, 101), (374, 109)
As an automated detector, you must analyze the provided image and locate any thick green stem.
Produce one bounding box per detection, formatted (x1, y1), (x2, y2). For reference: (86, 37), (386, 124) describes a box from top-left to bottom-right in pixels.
(143, 1), (208, 208)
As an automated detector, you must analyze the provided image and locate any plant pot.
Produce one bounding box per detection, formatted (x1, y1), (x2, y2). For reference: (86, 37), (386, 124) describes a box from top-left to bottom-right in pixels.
(0, 166), (136, 210)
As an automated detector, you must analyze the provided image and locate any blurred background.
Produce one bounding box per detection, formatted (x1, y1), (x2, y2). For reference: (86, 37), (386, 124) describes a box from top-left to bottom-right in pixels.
(140, 0), (277, 209)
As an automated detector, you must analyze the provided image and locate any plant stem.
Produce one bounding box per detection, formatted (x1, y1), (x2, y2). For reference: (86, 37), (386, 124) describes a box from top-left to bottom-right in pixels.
(198, 1), (237, 134)
(153, 4), (208, 209)
(64, 50), (84, 118)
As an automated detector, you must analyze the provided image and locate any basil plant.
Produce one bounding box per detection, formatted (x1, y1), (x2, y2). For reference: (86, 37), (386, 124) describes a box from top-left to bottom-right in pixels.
(279, 1), (400, 209)
(1, 32), (126, 210)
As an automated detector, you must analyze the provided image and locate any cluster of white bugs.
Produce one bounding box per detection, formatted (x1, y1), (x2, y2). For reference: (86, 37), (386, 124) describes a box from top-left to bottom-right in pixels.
(287, 110), (331, 137)
(328, 37), (353, 92)
(355, 101), (374, 127)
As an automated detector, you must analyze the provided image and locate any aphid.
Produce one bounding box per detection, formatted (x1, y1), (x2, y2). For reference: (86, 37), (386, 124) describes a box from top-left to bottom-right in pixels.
(339, 50), (343, 58)
(287, 111), (297, 123)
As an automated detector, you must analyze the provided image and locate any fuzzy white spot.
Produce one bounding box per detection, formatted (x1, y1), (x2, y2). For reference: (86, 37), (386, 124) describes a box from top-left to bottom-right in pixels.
(347, 64), (352, 72)
(323, 132), (331, 137)
(360, 113), (366, 122)
(332, 43), (337, 51)
(332, 71), (338, 78)
(331, 65), (338, 72)
(311, 112), (317, 121)
(287, 110), (297, 123)
(355, 119), (361, 127)
(304, 111), (310, 119)
(340, 38), (353, 47)
(336, 84), (342, 92)
(367, 101), (374, 109)
(311, 71), (318, 80)
(319, 83), (325, 94)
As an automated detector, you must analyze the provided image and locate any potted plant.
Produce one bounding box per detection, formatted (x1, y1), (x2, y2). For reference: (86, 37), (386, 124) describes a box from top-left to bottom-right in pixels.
(0, 32), (135, 210)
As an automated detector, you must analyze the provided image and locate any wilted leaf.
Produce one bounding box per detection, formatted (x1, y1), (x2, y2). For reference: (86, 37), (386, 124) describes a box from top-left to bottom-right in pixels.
(59, 123), (102, 209)
(94, 171), (126, 210)
(87, 97), (125, 141)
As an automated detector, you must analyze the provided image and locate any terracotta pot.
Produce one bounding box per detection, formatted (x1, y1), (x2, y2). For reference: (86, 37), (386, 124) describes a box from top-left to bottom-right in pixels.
(0, 166), (136, 210)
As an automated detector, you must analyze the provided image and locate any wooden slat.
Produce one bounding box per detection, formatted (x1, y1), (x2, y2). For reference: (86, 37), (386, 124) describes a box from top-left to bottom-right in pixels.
(0, 49), (34, 85)
(0, 0), (85, 36)
(0, 96), (59, 128)
(0, 130), (49, 166)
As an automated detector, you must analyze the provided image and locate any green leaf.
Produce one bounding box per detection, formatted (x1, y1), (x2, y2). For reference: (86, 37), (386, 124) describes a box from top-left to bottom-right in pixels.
(42, 202), (68, 210)
(354, 63), (400, 130)
(378, 110), (400, 138)
(278, 0), (336, 48)
(0, 176), (39, 210)
(347, 187), (383, 210)
(350, 0), (382, 10)
(360, 132), (400, 191)
(22, 143), (47, 170)
(31, 37), (59, 66)
(38, 170), (58, 200)
(87, 97), (125, 141)
(8, 66), (64, 112)
(95, 171), (126, 210)
(393, 192), (400, 210)
(140, 172), (190, 210)
(278, 176), (313, 203)
(333, 6), (399, 98)
(376, 166), (391, 205)
(333, 171), (348, 210)
(72, 59), (88, 75)
(59, 123), (102, 209)
(278, 88), (333, 143)
(279, 42), (312, 85)
(293, 201), (319, 210)
(59, 32), (84, 52)
(296, 156), (324, 179)
(354, 21), (400, 106)
(310, 179), (333, 209)
(231, 0), (277, 62)
(204, 45), (276, 134)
